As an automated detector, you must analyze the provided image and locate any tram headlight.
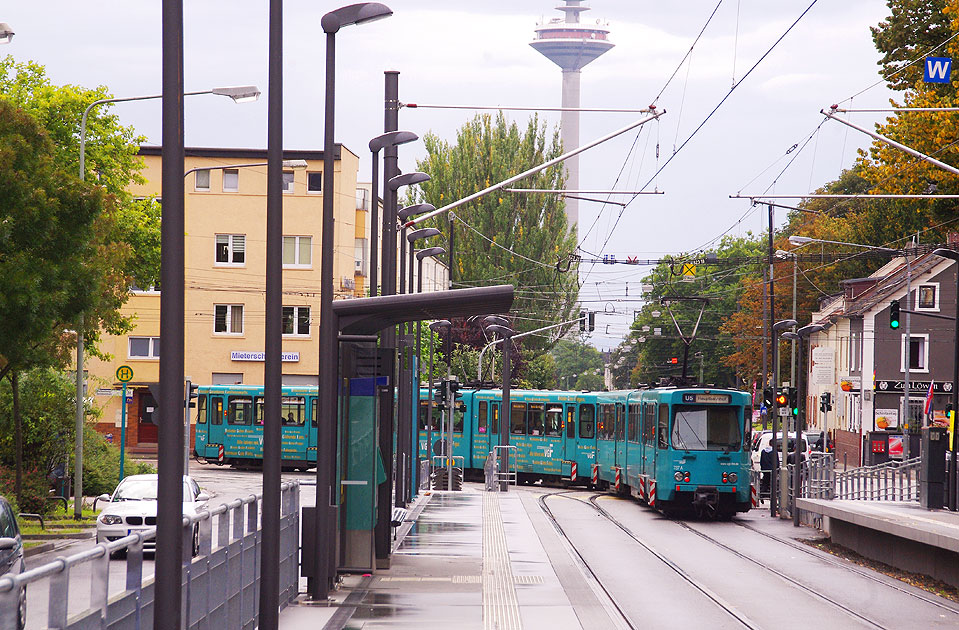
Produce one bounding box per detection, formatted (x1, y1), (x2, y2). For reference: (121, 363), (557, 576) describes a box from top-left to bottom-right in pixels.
(728, 472), (738, 483)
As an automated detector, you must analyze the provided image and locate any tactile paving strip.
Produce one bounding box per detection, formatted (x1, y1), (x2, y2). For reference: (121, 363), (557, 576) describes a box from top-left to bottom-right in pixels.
(483, 492), (522, 629)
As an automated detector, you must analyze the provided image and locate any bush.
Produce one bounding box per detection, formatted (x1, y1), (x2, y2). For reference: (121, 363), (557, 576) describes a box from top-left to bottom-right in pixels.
(0, 465), (56, 516)
(79, 427), (156, 497)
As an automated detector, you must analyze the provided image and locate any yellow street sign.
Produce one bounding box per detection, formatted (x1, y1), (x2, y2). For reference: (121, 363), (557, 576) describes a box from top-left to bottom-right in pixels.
(116, 365), (134, 383)
(682, 263), (696, 277)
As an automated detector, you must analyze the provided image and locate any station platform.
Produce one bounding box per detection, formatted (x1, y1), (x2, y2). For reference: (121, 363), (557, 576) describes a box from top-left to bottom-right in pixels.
(279, 485), (627, 629)
(798, 497), (959, 588)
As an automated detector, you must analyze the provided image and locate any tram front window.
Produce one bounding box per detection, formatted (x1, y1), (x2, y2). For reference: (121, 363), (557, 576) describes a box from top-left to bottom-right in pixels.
(671, 405), (740, 451)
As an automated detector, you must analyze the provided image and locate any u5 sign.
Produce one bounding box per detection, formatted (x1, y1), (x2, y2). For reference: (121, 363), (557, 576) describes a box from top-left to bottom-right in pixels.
(925, 57), (952, 83)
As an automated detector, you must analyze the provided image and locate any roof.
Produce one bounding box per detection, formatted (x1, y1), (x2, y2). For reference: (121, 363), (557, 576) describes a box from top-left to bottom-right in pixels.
(138, 144), (352, 161)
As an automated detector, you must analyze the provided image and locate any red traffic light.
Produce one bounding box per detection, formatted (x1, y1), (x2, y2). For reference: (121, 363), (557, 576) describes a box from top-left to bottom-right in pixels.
(775, 393), (788, 406)
(669, 357), (678, 364)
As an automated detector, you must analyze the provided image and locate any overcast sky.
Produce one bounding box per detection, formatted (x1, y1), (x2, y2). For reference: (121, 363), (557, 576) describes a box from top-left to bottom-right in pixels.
(4, 1), (898, 350)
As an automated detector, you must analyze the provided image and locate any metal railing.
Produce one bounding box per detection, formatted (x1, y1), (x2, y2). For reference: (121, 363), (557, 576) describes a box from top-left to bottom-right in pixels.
(835, 456), (920, 501)
(484, 446), (516, 491)
(0, 481), (300, 630)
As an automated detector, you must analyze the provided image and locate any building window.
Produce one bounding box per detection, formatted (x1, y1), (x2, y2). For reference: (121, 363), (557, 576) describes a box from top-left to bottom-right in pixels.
(215, 234), (245, 265)
(355, 186), (368, 209)
(214, 304), (244, 334)
(195, 169), (210, 191)
(282, 171), (295, 193)
(129, 336), (160, 359)
(222, 169), (239, 192)
(901, 334), (929, 372)
(308, 172), (323, 194)
(848, 332), (861, 372)
(282, 306), (311, 336)
(354, 238), (368, 277)
(283, 236), (311, 267)
(917, 283), (939, 311)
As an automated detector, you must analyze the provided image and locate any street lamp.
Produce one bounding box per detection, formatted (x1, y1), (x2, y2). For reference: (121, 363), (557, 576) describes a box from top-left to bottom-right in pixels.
(0, 23), (13, 44)
(770, 318), (798, 518)
(775, 249), (800, 385)
(428, 319), (452, 482)
(369, 131), (418, 297)
(933, 247), (959, 511)
(316, 1), (393, 600)
(73, 85), (258, 522)
(782, 323), (824, 526)
(485, 316), (514, 491)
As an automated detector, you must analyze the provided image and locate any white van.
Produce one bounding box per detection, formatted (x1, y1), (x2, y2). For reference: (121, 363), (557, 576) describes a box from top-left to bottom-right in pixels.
(750, 431), (811, 469)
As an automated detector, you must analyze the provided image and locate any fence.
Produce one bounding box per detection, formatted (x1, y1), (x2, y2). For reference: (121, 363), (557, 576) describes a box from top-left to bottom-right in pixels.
(484, 446), (516, 491)
(834, 456), (920, 501)
(0, 481), (299, 630)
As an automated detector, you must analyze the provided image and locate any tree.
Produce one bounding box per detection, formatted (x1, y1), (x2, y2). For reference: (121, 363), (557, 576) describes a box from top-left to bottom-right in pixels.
(871, 0), (952, 91)
(551, 339), (604, 389)
(414, 113), (579, 354)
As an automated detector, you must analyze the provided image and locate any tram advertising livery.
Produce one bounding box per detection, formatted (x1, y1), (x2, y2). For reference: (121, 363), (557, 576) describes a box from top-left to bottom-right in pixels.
(194, 383), (752, 518)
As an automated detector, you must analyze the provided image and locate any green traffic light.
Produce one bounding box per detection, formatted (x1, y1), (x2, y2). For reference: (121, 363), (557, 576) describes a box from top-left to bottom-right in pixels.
(890, 320), (899, 329)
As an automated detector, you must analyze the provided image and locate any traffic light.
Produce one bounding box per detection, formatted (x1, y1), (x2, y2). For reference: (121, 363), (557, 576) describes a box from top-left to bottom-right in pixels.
(450, 379), (466, 412)
(763, 387), (774, 407)
(186, 379), (199, 409)
(788, 388), (799, 416)
(433, 382), (448, 412)
(889, 299), (900, 329)
(819, 391), (832, 413)
(775, 389), (788, 407)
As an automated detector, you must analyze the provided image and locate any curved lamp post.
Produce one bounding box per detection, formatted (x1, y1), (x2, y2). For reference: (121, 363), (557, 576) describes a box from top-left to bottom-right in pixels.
(781, 323), (824, 526)
(316, 1), (392, 600)
(933, 247), (959, 511)
(485, 317), (514, 491)
(369, 131), (418, 297)
(0, 23), (13, 44)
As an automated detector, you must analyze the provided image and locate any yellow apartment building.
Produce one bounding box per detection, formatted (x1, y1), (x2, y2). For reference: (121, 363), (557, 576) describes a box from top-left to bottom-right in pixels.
(85, 145), (360, 450)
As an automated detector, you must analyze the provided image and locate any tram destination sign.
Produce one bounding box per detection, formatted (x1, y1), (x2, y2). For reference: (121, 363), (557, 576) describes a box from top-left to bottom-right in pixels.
(683, 393), (731, 404)
(875, 380), (953, 393)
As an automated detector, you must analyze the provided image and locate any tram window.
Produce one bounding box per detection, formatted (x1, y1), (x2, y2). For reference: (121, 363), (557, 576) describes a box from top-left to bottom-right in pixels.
(615, 404), (625, 441)
(196, 396), (207, 424)
(642, 403), (654, 444)
(453, 405), (465, 433)
(212, 397), (223, 425)
(491, 403), (499, 435)
(600, 404), (615, 440)
(671, 405), (741, 451)
(478, 401), (488, 434)
(418, 401), (430, 431)
(546, 406), (563, 437)
(511, 402), (527, 435)
(579, 404), (595, 439)
(282, 396), (305, 426)
(657, 404), (669, 449)
(528, 403), (545, 436)
(628, 403), (640, 442)
(228, 396), (253, 425)
(566, 406), (575, 439)
(311, 399), (317, 427)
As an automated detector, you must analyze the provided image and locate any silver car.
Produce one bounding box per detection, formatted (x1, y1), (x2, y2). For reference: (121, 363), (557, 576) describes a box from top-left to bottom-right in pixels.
(95, 475), (209, 555)
(0, 495), (26, 630)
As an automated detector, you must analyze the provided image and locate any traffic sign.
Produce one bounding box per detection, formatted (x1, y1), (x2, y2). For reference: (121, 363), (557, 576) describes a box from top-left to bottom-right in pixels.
(682, 263), (696, 276)
(116, 365), (134, 383)
(777, 407), (791, 417)
(925, 57), (952, 83)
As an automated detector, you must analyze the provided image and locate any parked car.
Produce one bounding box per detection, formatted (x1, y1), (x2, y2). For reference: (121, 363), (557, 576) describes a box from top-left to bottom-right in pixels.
(750, 431), (811, 469)
(95, 475), (210, 556)
(0, 495), (26, 630)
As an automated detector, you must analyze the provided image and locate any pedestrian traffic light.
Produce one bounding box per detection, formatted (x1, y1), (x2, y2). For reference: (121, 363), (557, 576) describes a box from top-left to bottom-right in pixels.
(775, 390), (788, 407)
(889, 299), (900, 329)
(434, 383), (448, 412)
(186, 379), (198, 408)
(789, 388), (799, 416)
(450, 379), (466, 412)
(819, 391), (832, 413)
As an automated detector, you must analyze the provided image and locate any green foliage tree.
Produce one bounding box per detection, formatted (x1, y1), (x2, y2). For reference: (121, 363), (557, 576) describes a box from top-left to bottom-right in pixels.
(871, 0), (952, 91)
(414, 113), (579, 353)
(550, 339), (604, 389)
(518, 350), (557, 389)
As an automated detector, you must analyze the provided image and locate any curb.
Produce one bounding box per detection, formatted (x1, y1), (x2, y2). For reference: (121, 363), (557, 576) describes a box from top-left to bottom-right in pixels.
(24, 542), (55, 557)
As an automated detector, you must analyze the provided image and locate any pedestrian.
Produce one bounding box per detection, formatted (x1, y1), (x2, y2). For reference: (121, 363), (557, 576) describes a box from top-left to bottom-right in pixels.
(759, 439), (778, 498)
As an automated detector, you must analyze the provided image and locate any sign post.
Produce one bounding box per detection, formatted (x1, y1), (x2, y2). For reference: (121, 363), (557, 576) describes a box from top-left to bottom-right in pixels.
(116, 365), (134, 480)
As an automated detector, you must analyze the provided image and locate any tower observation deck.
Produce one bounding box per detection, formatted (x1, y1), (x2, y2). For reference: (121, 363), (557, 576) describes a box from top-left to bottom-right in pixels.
(530, 1), (614, 230)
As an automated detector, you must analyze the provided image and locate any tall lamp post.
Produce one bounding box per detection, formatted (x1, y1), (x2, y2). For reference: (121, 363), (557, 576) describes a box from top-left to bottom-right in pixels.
(485, 317), (514, 491)
(368, 131), (418, 297)
(770, 318), (798, 517)
(76, 85), (258, 522)
(428, 320), (451, 479)
(316, 1), (393, 599)
(933, 247), (959, 511)
(782, 323), (824, 526)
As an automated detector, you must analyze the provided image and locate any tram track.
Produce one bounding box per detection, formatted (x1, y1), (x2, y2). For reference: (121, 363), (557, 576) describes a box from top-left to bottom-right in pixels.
(538, 490), (760, 629)
(669, 517), (897, 630)
(732, 519), (959, 616)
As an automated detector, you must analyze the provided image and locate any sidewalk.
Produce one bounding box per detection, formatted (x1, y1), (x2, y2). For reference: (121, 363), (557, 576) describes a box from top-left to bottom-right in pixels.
(280, 485), (624, 629)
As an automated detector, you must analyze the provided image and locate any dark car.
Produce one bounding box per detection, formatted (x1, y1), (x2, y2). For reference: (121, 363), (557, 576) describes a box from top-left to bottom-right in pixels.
(0, 495), (26, 630)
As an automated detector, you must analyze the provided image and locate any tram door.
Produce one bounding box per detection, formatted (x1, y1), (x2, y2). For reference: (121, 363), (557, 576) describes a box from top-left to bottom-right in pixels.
(564, 404), (576, 464)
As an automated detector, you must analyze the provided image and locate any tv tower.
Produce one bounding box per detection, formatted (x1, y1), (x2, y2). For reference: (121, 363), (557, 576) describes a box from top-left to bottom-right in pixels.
(530, 0), (613, 231)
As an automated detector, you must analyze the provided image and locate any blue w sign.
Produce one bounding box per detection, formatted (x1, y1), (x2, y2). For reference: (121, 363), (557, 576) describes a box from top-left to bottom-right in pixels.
(925, 57), (952, 83)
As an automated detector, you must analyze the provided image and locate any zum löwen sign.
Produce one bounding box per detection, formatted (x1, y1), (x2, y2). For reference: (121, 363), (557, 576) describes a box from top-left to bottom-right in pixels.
(874, 380), (954, 393)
